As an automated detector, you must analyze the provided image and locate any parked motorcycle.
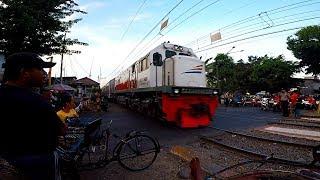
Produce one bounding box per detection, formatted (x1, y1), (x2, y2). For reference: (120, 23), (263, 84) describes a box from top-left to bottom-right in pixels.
(260, 97), (270, 111)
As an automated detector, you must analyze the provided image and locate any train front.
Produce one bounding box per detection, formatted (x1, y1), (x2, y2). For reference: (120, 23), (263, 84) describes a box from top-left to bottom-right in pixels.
(157, 44), (219, 128)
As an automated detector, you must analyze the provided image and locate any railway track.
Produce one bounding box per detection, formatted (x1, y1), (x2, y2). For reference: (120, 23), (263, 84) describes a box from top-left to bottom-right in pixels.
(207, 126), (317, 149)
(199, 135), (318, 168)
(268, 121), (320, 129)
(283, 118), (320, 125)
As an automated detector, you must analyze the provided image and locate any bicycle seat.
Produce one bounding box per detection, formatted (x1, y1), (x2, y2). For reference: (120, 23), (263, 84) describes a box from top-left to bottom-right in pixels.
(125, 130), (147, 138)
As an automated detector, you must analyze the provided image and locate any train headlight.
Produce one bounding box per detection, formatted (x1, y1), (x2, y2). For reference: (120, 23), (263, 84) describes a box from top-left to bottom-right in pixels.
(213, 90), (218, 95)
(178, 46), (183, 51)
(173, 45), (179, 51)
(173, 88), (180, 94)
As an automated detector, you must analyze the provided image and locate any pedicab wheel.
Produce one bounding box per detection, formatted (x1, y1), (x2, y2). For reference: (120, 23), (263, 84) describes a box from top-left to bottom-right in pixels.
(117, 134), (159, 171)
(75, 132), (108, 171)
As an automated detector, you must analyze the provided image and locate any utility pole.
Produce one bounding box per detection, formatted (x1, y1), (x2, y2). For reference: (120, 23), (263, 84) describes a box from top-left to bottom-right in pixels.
(60, 32), (67, 84)
(60, 53), (64, 84)
(47, 57), (53, 86)
(216, 60), (219, 90)
(89, 58), (94, 78)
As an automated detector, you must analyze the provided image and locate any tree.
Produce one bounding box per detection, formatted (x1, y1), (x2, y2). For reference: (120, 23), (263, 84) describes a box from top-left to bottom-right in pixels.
(287, 25), (320, 76)
(250, 55), (297, 92)
(0, 0), (87, 57)
(234, 59), (253, 92)
(206, 53), (236, 92)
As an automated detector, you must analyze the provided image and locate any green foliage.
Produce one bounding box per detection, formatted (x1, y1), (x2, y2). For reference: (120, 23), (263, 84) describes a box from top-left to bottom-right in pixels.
(206, 54), (233, 91)
(206, 54), (298, 93)
(0, 0), (87, 57)
(287, 25), (320, 76)
(250, 55), (297, 92)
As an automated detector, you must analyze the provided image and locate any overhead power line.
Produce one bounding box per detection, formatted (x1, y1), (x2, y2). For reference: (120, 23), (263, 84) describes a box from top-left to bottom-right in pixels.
(186, 0), (319, 47)
(105, 0), (184, 81)
(194, 25), (318, 53)
(185, 0), (261, 46)
(189, 10), (320, 49)
(120, 0), (147, 41)
(168, 0), (207, 27)
(219, 0), (317, 31)
(191, 12), (319, 49)
(129, 0), (224, 62)
(221, 9), (320, 37)
(128, 0), (208, 63)
(73, 56), (90, 76)
(195, 16), (320, 51)
(165, 0), (222, 35)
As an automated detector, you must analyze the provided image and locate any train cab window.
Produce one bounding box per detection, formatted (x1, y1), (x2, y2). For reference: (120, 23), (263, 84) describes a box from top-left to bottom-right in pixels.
(165, 50), (177, 58)
(137, 62), (140, 72)
(146, 58), (149, 69)
(179, 53), (190, 56)
(140, 60), (144, 71)
(132, 64), (135, 73)
(138, 58), (148, 72)
(143, 58), (148, 70)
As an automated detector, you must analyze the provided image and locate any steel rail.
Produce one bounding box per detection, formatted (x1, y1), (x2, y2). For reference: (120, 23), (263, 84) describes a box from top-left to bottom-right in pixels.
(301, 115), (320, 118)
(268, 121), (320, 129)
(283, 118), (320, 125)
(199, 136), (317, 168)
(207, 126), (317, 149)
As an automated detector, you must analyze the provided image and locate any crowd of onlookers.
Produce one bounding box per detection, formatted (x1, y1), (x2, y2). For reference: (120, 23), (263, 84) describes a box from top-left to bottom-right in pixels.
(40, 90), (104, 113)
(220, 89), (320, 117)
(37, 89), (107, 137)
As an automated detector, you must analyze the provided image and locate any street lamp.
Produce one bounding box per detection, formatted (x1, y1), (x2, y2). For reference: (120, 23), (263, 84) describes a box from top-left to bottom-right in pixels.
(228, 49), (244, 54)
(226, 46), (235, 55)
(205, 57), (213, 65)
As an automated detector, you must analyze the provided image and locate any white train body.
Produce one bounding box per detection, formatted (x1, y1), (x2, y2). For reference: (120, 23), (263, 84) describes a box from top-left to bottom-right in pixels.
(104, 42), (219, 128)
(114, 43), (206, 91)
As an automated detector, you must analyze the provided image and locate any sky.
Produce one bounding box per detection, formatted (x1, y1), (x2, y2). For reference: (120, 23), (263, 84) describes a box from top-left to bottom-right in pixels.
(48, 0), (320, 86)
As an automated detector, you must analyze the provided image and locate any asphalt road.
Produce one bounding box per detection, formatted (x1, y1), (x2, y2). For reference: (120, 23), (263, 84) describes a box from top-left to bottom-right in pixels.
(81, 103), (282, 148)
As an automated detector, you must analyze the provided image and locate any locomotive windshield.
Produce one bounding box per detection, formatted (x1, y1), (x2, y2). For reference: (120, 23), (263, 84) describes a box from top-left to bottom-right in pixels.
(179, 53), (190, 56)
(165, 50), (176, 58)
(165, 50), (193, 58)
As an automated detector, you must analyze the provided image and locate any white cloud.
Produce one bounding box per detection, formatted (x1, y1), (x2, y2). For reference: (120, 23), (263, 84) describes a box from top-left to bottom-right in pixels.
(132, 13), (152, 22)
(63, 1), (107, 22)
(79, 1), (108, 11)
(105, 13), (152, 30)
(0, 1), (8, 8)
(147, 1), (166, 8)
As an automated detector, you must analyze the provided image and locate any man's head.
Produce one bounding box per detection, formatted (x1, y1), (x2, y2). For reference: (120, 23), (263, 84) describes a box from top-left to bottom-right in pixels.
(3, 52), (55, 87)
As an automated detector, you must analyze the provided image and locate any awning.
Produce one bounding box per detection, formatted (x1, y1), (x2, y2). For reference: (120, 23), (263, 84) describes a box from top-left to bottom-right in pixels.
(48, 84), (76, 92)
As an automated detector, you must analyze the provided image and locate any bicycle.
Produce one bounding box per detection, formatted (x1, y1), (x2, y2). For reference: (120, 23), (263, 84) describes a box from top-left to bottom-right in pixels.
(57, 118), (160, 178)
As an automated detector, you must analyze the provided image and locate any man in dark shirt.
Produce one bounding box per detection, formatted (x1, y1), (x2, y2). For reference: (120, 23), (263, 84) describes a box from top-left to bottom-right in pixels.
(0, 52), (64, 180)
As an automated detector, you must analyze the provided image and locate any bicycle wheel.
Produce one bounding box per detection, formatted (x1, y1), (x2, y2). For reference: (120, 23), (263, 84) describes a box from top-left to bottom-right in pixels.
(117, 134), (159, 171)
(76, 135), (108, 170)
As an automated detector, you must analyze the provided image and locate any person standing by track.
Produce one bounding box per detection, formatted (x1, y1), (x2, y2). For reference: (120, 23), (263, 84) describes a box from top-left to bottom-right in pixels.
(0, 52), (65, 180)
(279, 88), (290, 117)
